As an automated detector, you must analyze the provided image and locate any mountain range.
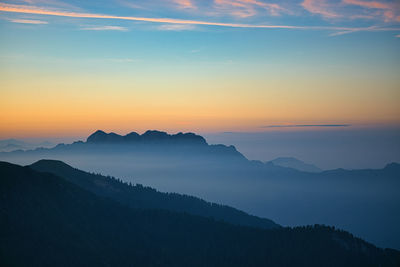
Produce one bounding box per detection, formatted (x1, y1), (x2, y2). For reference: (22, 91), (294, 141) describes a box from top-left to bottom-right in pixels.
(0, 130), (399, 249)
(1, 160), (399, 266)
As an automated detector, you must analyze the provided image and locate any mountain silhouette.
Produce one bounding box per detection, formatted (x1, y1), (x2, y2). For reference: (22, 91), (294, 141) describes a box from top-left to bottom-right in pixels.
(30, 159), (279, 229)
(87, 130), (208, 145)
(1, 130), (399, 249)
(268, 157), (322, 172)
(1, 161), (399, 267)
(0, 138), (55, 152)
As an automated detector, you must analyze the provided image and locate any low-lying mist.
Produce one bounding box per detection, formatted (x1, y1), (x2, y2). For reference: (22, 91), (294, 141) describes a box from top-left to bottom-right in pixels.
(1, 139), (399, 250)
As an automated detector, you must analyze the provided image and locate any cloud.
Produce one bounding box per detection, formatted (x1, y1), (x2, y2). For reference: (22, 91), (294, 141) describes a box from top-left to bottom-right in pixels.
(264, 124), (351, 128)
(342, 0), (389, 9)
(21, 0), (81, 11)
(342, 0), (400, 22)
(301, 0), (340, 18)
(9, 18), (48, 24)
(80, 25), (128, 31)
(119, 0), (195, 12)
(214, 0), (286, 18)
(0, 3), (307, 28)
(396, 34), (400, 38)
(328, 25), (378, 36)
(349, 14), (375, 20)
(173, 0), (195, 9)
(301, 0), (400, 23)
(0, 3), (399, 35)
(157, 24), (196, 31)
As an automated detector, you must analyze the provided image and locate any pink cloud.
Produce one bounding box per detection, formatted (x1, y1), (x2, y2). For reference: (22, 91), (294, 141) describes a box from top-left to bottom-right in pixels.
(0, 3), (299, 27)
(342, 0), (390, 9)
(173, 0), (195, 9)
(343, 0), (400, 22)
(0, 2), (399, 36)
(301, 0), (340, 18)
(383, 10), (394, 21)
(301, 0), (400, 23)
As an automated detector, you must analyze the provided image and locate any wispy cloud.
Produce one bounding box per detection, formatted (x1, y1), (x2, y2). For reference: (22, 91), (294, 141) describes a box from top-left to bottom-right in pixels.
(396, 34), (400, 38)
(214, 0), (286, 18)
(158, 24), (196, 31)
(264, 124), (351, 128)
(9, 18), (48, 24)
(20, 0), (81, 11)
(343, 0), (389, 10)
(301, 0), (341, 19)
(301, 0), (339, 18)
(301, 0), (400, 23)
(173, 0), (195, 9)
(328, 25), (378, 36)
(342, 0), (400, 23)
(0, 3), (399, 35)
(80, 25), (128, 31)
(0, 3), (308, 28)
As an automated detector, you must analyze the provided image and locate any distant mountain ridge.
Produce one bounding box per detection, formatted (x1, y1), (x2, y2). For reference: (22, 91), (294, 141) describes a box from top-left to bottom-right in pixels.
(0, 139), (55, 152)
(268, 157), (322, 173)
(0, 130), (248, 163)
(87, 130), (208, 145)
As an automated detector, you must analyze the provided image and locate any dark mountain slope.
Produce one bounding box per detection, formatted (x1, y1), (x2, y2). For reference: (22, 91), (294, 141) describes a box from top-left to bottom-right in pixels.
(1, 161), (399, 267)
(29, 159), (279, 229)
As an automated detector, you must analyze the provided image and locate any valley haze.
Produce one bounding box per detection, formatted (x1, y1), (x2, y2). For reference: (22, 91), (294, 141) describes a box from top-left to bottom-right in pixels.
(1, 129), (399, 250)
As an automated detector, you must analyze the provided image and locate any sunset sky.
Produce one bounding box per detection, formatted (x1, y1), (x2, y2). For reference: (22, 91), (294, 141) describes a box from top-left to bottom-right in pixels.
(0, 0), (399, 138)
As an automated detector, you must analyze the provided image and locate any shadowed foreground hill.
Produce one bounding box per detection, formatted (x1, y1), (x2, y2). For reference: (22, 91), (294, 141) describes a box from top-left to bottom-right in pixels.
(30, 159), (279, 229)
(1, 161), (400, 267)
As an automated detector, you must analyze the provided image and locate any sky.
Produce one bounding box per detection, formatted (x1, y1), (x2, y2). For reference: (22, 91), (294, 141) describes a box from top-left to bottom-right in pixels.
(0, 0), (399, 139)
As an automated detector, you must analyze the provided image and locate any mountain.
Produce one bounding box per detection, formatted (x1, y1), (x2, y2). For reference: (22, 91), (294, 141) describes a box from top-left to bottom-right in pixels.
(30, 159), (279, 229)
(268, 157), (322, 172)
(87, 129), (208, 145)
(1, 130), (399, 249)
(0, 139), (55, 152)
(0, 139), (29, 152)
(1, 161), (399, 267)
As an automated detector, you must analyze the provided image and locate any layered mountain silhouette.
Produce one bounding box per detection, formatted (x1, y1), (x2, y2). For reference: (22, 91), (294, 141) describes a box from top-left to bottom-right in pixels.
(0, 130), (399, 249)
(30, 159), (279, 229)
(1, 130), (246, 159)
(1, 161), (399, 266)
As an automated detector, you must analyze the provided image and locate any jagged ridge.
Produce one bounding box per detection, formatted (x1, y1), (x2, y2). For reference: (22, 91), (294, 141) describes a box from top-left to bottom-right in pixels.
(86, 130), (207, 145)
